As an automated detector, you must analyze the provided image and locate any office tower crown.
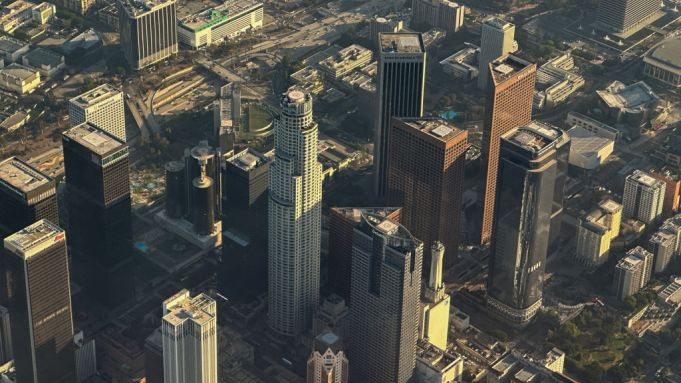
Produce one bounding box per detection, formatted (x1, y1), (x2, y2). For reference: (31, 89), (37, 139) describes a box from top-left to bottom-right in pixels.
(4, 219), (64, 258)
(63, 122), (128, 165)
(379, 32), (425, 53)
(501, 121), (567, 159)
(489, 54), (534, 86)
(0, 157), (55, 205)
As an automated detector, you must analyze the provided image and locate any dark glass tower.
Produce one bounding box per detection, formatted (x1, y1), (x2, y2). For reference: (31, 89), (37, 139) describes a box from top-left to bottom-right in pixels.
(349, 212), (422, 383)
(4, 220), (76, 383)
(373, 32), (426, 198)
(117, 0), (178, 70)
(62, 122), (133, 305)
(486, 122), (567, 325)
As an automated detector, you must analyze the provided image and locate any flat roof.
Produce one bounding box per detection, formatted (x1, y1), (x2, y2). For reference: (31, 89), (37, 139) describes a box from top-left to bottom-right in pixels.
(4, 219), (63, 259)
(118, 0), (175, 17)
(504, 121), (562, 154)
(490, 54), (533, 84)
(645, 36), (681, 72)
(618, 254), (643, 270)
(597, 80), (659, 110)
(399, 118), (465, 142)
(0, 35), (28, 53)
(629, 169), (665, 188)
(319, 44), (372, 70)
(567, 125), (613, 155)
(63, 122), (126, 157)
(483, 17), (514, 31)
(178, 0), (262, 31)
(70, 83), (121, 108)
(0, 63), (38, 81)
(23, 47), (63, 67)
(0, 157), (53, 194)
(650, 230), (676, 244)
(227, 148), (270, 171)
(379, 32), (424, 54)
(163, 290), (215, 327)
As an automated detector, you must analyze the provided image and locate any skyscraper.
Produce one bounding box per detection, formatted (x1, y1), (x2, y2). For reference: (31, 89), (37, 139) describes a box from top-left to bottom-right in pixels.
(614, 247), (653, 301)
(386, 117), (467, 270)
(477, 17), (517, 90)
(268, 90), (323, 337)
(648, 230), (675, 274)
(349, 212), (422, 383)
(623, 170), (666, 225)
(306, 331), (349, 383)
(575, 199), (622, 269)
(419, 242), (450, 350)
(4, 220), (76, 383)
(62, 122), (133, 305)
(117, 0), (178, 70)
(69, 84), (126, 142)
(479, 54), (536, 245)
(162, 290), (218, 383)
(213, 82), (241, 154)
(374, 32), (426, 198)
(411, 0), (464, 33)
(328, 207), (401, 302)
(486, 122), (567, 325)
(597, 0), (660, 35)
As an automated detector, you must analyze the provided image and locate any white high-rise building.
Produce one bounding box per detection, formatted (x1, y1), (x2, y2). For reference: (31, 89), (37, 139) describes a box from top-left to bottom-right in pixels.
(623, 170), (666, 224)
(419, 242), (451, 351)
(268, 90), (323, 337)
(477, 17), (517, 90)
(69, 84), (126, 142)
(162, 290), (218, 383)
(306, 331), (348, 383)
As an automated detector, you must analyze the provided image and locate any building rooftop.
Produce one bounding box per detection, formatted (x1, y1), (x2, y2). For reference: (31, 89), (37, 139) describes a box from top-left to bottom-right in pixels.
(23, 47), (63, 68)
(650, 230), (676, 245)
(627, 245), (652, 260)
(331, 207), (401, 224)
(618, 254), (643, 271)
(491, 353), (518, 375)
(0, 157), (53, 195)
(483, 17), (514, 31)
(319, 44), (371, 72)
(227, 148), (270, 172)
(178, 0), (262, 31)
(63, 122), (126, 157)
(600, 199), (622, 214)
(70, 83), (121, 108)
(504, 121), (563, 154)
(628, 169), (665, 188)
(490, 54), (533, 84)
(379, 32), (424, 54)
(0, 63), (38, 81)
(567, 125), (613, 159)
(162, 289), (216, 327)
(597, 81), (660, 111)
(658, 277), (681, 304)
(645, 36), (681, 74)
(0, 35), (28, 54)
(399, 118), (465, 142)
(416, 340), (462, 371)
(4, 219), (63, 259)
(118, 0), (176, 17)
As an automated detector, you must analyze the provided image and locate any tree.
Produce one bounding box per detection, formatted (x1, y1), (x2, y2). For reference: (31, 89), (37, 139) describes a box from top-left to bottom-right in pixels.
(490, 329), (509, 342)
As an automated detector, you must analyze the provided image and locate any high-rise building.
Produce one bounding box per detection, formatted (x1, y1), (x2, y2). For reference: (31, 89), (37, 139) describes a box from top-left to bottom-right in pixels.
(369, 16), (404, 47)
(614, 253), (645, 301)
(411, 0), (464, 33)
(328, 207), (401, 302)
(419, 242), (450, 351)
(69, 84), (126, 142)
(575, 199), (622, 269)
(268, 90), (323, 337)
(486, 122), (567, 325)
(306, 331), (349, 383)
(224, 148), (270, 209)
(349, 212), (422, 383)
(386, 117), (467, 271)
(477, 17), (517, 90)
(4, 220), (76, 383)
(0, 306), (11, 364)
(374, 32), (426, 198)
(162, 290), (217, 383)
(117, 0), (178, 70)
(649, 168), (681, 216)
(596, 0), (660, 35)
(213, 82), (241, 154)
(623, 170), (666, 225)
(648, 230), (676, 274)
(479, 54), (536, 245)
(62, 122), (133, 305)
(313, 294), (349, 346)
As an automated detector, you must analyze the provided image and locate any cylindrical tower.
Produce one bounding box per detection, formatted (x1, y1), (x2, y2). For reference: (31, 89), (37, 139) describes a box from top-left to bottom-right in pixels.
(165, 161), (185, 219)
(185, 142), (221, 220)
(192, 175), (215, 236)
(268, 90), (323, 337)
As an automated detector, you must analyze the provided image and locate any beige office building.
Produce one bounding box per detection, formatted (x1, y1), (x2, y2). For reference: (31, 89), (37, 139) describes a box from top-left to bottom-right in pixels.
(477, 17), (517, 90)
(69, 84), (126, 142)
(118, 0), (178, 70)
(575, 199), (622, 269)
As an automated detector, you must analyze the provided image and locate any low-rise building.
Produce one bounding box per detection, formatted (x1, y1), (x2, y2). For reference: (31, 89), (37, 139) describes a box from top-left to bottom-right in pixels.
(0, 63), (40, 94)
(0, 111), (29, 133)
(596, 81), (660, 137)
(415, 340), (463, 383)
(31, 2), (55, 25)
(566, 111), (620, 141)
(21, 47), (65, 78)
(0, 0), (33, 33)
(319, 44), (372, 80)
(534, 54), (584, 110)
(488, 351), (575, 383)
(643, 36), (681, 87)
(290, 66), (324, 94)
(575, 199), (622, 268)
(0, 36), (29, 64)
(177, 0), (264, 49)
(567, 125), (614, 170)
(439, 44), (479, 80)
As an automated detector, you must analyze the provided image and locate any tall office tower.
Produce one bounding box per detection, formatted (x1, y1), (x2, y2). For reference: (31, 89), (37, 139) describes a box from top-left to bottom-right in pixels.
(313, 294), (349, 345)
(386, 117), (467, 271)
(117, 0), (178, 70)
(614, 254), (644, 301)
(597, 0), (660, 35)
(648, 230), (676, 274)
(328, 207), (401, 302)
(4, 220), (76, 383)
(623, 170), (666, 225)
(548, 130), (570, 253)
(477, 17), (518, 90)
(479, 54), (536, 245)
(224, 148), (270, 209)
(69, 84), (126, 142)
(411, 0), (464, 33)
(575, 199), (622, 269)
(486, 122), (567, 325)
(306, 331), (349, 383)
(650, 169), (681, 216)
(185, 142), (222, 223)
(349, 212), (423, 383)
(0, 306), (11, 364)
(268, 90), (323, 337)
(213, 82), (241, 154)
(162, 290), (218, 383)
(374, 32), (426, 198)
(419, 242), (451, 350)
(62, 122), (133, 305)
(630, 246), (653, 288)
(369, 16), (404, 47)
